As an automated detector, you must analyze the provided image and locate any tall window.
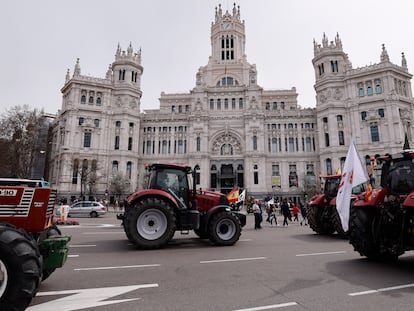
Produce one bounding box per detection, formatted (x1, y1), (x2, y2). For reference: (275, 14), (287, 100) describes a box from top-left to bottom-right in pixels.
(338, 131), (345, 145)
(325, 133), (330, 147)
(358, 88), (364, 97)
(162, 140), (168, 154)
(81, 95), (86, 104)
(84, 132), (91, 148)
(271, 138), (277, 153)
(72, 159), (79, 184)
(146, 140), (152, 155)
(331, 60), (338, 72)
(239, 98), (243, 109)
(94, 119), (100, 127)
(288, 137), (295, 152)
(253, 165), (259, 185)
(196, 137), (201, 152)
(378, 108), (385, 118)
(210, 99), (214, 110)
(305, 137), (312, 152)
(114, 136), (120, 150)
(370, 125), (380, 142)
(79, 117), (84, 125)
(253, 135), (257, 151)
(126, 162), (132, 179)
(289, 164), (298, 187)
(128, 137), (133, 150)
(367, 86), (373, 95)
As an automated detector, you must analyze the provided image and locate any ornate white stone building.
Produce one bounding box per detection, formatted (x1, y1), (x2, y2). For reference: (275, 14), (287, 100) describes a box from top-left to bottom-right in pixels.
(49, 3), (413, 203)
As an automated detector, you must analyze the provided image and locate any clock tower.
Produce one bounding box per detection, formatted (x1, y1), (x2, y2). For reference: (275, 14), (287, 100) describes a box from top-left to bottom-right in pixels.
(210, 3), (246, 64)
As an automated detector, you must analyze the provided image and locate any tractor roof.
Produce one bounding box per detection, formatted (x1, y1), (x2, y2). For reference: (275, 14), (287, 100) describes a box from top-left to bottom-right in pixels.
(149, 163), (192, 173)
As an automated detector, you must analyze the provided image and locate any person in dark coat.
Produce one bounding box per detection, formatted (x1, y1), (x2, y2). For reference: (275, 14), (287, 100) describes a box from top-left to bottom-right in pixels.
(281, 199), (291, 226)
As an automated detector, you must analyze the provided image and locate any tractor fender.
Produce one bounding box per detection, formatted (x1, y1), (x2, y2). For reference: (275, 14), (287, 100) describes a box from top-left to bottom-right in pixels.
(353, 188), (388, 208)
(199, 205), (233, 232)
(309, 194), (328, 207)
(128, 189), (180, 211)
(403, 190), (414, 208)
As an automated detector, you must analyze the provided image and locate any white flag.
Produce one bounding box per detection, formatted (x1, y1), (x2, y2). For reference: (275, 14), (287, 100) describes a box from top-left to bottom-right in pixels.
(238, 189), (246, 202)
(335, 141), (369, 232)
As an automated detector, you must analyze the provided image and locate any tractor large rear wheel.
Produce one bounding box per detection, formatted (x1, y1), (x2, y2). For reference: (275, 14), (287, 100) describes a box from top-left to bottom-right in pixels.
(0, 224), (42, 310)
(123, 198), (176, 249)
(208, 212), (241, 246)
(349, 205), (381, 260)
(308, 204), (335, 235)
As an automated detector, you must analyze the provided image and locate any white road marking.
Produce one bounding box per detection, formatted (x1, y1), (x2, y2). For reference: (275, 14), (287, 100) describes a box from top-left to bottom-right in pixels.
(240, 238), (252, 242)
(349, 282), (414, 296)
(295, 251), (346, 257)
(27, 284), (158, 311)
(68, 255), (79, 258)
(82, 231), (124, 234)
(74, 264), (161, 271)
(200, 257), (267, 264)
(70, 244), (96, 247)
(233, 302), (298, 310)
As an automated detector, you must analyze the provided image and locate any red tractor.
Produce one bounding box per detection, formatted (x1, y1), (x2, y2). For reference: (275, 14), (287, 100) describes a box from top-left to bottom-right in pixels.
(0, 178), (70, 310)
(308, 175), (341, 235)
(308, 175), (366, 237)
(349, 150), (414, 260)
(118, 164), (246, 249)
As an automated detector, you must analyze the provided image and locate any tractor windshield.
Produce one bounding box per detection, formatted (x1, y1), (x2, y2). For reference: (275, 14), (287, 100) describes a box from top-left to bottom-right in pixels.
(324, 178), (340, 198)
(382, 158), (414, 195)
(149, 168), (190, 204)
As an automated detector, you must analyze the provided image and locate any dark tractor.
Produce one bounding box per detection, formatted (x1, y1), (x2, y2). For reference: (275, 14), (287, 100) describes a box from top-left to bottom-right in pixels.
(349, 150), (414, 260)
(118, 164), (246, 249)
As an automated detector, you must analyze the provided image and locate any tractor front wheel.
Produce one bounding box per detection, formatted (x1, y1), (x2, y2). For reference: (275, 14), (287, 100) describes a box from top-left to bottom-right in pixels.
(123, 198), (176, 249)
(0, 224), (42, 310)
(208, 212), (241, 246)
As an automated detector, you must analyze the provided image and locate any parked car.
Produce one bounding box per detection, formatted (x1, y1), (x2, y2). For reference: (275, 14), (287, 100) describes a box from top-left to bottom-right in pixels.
(55, 201), (107, 218)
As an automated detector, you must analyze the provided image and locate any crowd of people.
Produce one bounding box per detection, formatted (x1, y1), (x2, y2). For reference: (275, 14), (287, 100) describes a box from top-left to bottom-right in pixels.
(251, 198), (308, 229)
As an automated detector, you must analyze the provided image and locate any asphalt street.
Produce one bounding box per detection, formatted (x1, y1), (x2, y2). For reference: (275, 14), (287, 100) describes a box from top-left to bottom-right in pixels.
(27, 212), (414, 311)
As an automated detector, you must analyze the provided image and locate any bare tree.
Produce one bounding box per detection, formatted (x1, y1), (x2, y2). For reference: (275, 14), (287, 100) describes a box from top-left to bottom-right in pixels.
(109, 172), (131, 206)
(0, 105), (45, 178)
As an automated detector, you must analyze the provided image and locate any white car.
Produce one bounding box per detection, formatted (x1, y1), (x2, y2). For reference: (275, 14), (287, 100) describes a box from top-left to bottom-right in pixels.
(55, 201), (107, 218)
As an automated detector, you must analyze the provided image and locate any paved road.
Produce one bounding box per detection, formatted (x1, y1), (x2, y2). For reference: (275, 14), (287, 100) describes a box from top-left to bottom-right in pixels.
(28, 213), (414, 311)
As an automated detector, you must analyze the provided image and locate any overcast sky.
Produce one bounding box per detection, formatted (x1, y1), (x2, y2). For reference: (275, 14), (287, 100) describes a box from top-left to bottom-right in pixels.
(1, 0), (413, 115)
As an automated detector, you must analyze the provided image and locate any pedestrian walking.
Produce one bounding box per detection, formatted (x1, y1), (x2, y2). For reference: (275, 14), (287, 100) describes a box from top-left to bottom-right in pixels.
(292, 203), (300, 222)
(299, 200), (308, 226)
(252, 200), (262, 229)
(281, 199), (291, 226)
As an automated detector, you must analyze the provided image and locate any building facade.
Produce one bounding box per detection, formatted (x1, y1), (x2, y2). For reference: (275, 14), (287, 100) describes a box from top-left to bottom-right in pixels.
(49, 4), (413, 203)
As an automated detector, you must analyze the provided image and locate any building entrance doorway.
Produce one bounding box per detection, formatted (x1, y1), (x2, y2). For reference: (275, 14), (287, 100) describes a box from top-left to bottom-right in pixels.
(210, 161), (244, 194)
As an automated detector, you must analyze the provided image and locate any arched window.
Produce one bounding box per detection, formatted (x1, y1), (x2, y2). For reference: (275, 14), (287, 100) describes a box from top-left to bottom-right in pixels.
(338, 131), (345, 145)
(96, 97), (102, 105)
(112, 161), (118, 173)
(326, 158), (333, 175)
(375, 84), (382, 94)
(358, 88), (364, 97)
(367, 86), (373, 95)
(81, 95), (86, 104)
(253, 136), (257, 151)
